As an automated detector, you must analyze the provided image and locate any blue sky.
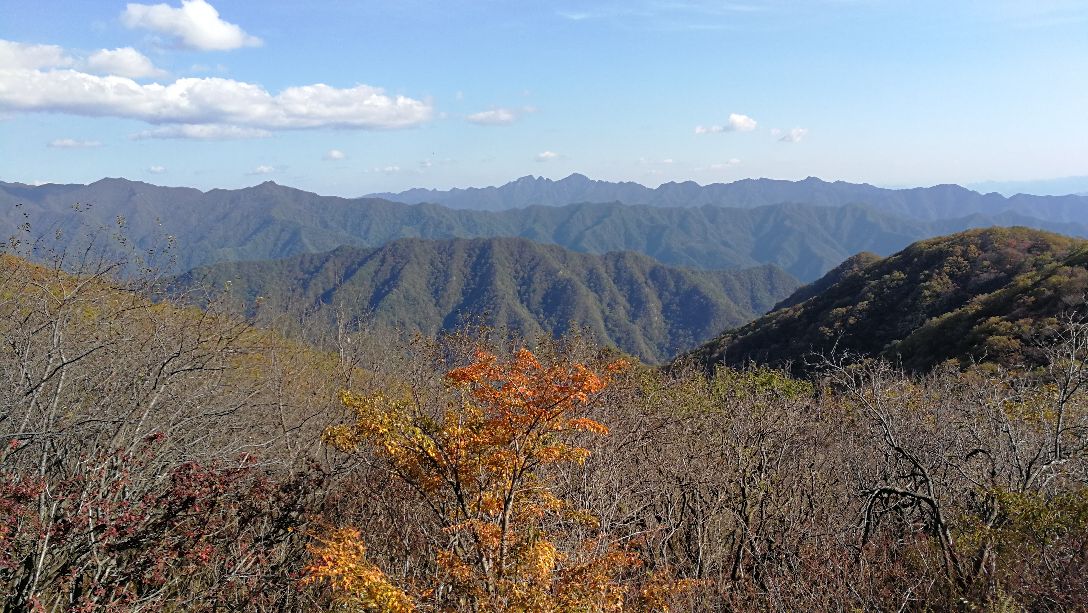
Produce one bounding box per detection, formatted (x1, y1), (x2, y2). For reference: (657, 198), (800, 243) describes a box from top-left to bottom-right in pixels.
(1, 0), (1086, 196)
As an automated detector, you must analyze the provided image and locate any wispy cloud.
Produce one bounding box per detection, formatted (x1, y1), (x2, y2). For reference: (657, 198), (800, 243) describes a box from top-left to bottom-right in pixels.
(556, 1), (779, 30)
(418, 157), (455, 169)
(697, 158), (742, 171)
(466, 106), (536, 126)
(467, 108), (517, 125)
(48, 138), (102, 148)
(148, 165), (166, 174)
(535, 150), (561, 162)
(121, 0), (261, 51)
(323, 148), (346, 161)
(695, 113), (757, 134)
(132, 124), (272, 140)
(772, 127), (808, 142)
(248, 164), (276, 175)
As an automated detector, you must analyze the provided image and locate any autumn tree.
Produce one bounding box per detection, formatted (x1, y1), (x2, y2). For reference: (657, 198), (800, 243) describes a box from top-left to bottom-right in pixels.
(305, 347), (695, 610)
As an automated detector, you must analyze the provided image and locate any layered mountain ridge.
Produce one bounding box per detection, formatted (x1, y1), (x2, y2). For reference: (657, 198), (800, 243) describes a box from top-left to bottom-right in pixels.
(371, 173), (1088, 222)
(4, 177), (1086, 282)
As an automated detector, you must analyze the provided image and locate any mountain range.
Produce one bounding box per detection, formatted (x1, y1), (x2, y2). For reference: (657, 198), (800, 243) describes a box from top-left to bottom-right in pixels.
(685, 227), (1088, 373)
(372, 173), (1088, 222)
(5, 177), (1087, 282)
(174, 237), (799, 363)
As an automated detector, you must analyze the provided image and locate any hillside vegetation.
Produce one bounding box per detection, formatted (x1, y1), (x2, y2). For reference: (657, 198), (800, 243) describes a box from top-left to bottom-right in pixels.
(0, 251), (356, 610)
(3, 246), (1087, 611)
(175, 236), (799, 363)
(688, 227), (1088, 372)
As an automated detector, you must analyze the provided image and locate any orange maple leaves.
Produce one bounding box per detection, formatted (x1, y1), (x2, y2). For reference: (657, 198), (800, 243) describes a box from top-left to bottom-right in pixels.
(305, 347), (636, 610)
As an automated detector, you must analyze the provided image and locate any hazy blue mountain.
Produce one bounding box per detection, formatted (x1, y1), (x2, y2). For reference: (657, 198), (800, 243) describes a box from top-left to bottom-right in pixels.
(175, 237), (800, 363)
(4, 178), (1087, 282)
(372, 174), (1088, 222)
(967, 176), (1088, 197)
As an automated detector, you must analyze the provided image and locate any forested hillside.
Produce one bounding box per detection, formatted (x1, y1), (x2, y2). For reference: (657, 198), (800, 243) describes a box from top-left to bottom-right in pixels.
(5, 178), (1086, 280)
(175, 237), (798, 363)
(688, 227), (1088, 373)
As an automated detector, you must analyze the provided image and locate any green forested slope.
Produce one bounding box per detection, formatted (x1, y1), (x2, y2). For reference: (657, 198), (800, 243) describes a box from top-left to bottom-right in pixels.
(687, 227), (1088, 372)
(176, 236), (800, 363)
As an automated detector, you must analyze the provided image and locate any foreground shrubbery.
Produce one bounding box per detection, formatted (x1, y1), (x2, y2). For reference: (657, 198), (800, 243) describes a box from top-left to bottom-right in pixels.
(1, 252), (1086, 611)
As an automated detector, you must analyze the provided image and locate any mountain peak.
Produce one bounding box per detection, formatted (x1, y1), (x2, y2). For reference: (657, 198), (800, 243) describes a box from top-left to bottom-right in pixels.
(559, 172), (591, 183)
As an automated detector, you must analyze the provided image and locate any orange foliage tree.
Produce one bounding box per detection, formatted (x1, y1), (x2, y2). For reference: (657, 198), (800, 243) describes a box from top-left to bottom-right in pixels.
(305, 348), (681, 610)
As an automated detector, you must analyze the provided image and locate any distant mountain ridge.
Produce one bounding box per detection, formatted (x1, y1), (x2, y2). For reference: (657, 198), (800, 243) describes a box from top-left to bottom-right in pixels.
(685, 227), (1088, 373)
(174, 236), (800, 363)
(5, 178), (1087, 282)
(371, 173), (1088, 222)
(967, 176), (1088, 197)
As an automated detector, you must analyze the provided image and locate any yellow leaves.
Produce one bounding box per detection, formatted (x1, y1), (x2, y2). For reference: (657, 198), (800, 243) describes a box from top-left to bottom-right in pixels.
(312, 347), (636, 610)
(479, 492), (504, 517)
(302, 527), (414, 613)
(567, 417), (610, 435)
(322, 424), (362, 452)
(525, 538), (559, 580)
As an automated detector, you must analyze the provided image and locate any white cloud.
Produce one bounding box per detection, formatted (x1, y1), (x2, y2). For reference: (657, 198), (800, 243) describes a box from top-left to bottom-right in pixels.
(249, 164), (275, 175)
(48, 138), (101, 148)
(323, 148), (346, 161)
(0, 68), (434, 132)
(467, 108), (517, 125)
(132, 124), (271, 139)
(0, 40), (72, 69)
(148, 165), (166, 173)
(776, 127), (809, 143)
(466, 106), (536, 126)
(86, 47), (165, 79)
(535, 150), (560, 162)
(694, 113), (758, 134)
(121, 0), (261, 51)
(374, 165), (401, 173)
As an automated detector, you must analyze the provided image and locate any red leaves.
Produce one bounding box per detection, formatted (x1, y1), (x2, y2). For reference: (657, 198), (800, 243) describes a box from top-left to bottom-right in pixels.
(1, 437), (326, 611)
